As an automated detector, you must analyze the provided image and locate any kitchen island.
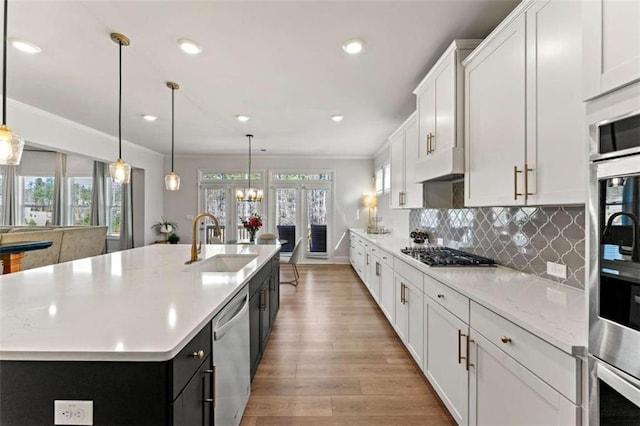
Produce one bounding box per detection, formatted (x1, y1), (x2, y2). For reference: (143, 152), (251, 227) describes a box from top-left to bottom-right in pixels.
(0, 243), (281, 425)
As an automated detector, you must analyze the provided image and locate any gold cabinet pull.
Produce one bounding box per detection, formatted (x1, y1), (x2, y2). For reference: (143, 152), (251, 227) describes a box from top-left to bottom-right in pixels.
(513, 166), (523, 200)
(192, 350), (205, 359)
(204, 366), (215, 406)
(426, 133), (431, 155)
(466, 335), (474, 371)
(501, 336), (512, 344)
(457, 329), (466, 365)
(524, 163), (534, 200)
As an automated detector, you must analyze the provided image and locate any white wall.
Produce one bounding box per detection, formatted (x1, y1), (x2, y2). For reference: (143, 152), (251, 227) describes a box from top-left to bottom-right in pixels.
(163, 155), (372, 262)
(8, 98), (164, 245)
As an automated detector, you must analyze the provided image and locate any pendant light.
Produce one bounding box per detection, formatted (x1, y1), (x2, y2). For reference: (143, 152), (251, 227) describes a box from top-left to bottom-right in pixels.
(164, 81), (180, 191)
(0, 0), (24, 165)
(108, 33), (131, 184)
(236, 134), (263, 202)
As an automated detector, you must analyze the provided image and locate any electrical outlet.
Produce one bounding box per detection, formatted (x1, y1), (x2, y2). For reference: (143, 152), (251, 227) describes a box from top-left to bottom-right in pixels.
(436, 238), (444, 246)
(54, 401), (93, 425)
(546, 261), (567, 279)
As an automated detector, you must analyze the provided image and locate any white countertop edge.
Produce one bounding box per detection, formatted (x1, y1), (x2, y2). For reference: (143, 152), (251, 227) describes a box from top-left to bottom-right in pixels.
(0, 244), (281, 362)
(349, 228), (587, 356)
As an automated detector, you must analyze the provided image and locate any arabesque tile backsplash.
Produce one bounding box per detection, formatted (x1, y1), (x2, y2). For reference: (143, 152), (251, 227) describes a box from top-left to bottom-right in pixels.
(409, 206), (586, 289)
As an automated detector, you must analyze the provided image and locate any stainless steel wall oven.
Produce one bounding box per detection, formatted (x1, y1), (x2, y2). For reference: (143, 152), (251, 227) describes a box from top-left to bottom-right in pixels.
(589, 109), (640, 425)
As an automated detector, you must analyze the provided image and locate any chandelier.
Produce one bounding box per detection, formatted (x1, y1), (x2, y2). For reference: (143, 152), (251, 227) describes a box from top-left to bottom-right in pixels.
(236, 134), (263, 202)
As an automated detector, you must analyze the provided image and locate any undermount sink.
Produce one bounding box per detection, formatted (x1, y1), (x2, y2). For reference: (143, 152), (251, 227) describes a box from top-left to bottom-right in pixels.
(182, 254), (258, 273)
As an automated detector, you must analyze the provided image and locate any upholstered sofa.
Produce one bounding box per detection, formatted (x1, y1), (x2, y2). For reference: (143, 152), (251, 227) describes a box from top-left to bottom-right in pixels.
(0, 226), (108, 271)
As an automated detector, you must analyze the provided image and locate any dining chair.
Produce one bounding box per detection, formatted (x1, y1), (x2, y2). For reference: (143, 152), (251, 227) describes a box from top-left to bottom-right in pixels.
(281, 238), (302, 286)
(256, 233), (277, 244)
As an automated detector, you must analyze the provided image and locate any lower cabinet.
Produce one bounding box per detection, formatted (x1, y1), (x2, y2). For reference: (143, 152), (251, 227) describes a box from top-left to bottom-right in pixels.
(425, 300), (469, 425)
(379, 259), (394, 323)
(249, 254), (280, 380)
(349, 232), (582, 426)
(469, 331), (579, 425)
(368, 252), (381, 303)
(172, 354), (213, 426)
(394, 269), (424, 366)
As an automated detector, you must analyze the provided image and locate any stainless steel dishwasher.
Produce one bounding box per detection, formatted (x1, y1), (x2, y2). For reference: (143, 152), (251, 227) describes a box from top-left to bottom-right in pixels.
(212, 286), (250, 426)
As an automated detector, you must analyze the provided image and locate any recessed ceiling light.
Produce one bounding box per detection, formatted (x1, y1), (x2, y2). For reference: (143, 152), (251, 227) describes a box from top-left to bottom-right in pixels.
(236, 115), (250, 123)
(331, 114), (344, 122)
(142, 114), (158, 122)
(10, 39), (41, 54)
(178, 38), (202, 55)
(342, 39), (364, 55)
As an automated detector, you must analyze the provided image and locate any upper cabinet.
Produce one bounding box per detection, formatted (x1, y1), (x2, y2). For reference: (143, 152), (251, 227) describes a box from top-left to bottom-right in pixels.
(389, 112), (423, 209)
(413, 40), (481, 183)
(463, 0), (585, 207)
(583, 0), (640, 100)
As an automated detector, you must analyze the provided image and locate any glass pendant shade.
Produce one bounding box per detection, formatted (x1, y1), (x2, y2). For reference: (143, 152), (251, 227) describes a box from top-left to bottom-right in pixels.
(165, 171), (181, 191)
(0, 125), (24, 165)
(109, 158), (131, 184)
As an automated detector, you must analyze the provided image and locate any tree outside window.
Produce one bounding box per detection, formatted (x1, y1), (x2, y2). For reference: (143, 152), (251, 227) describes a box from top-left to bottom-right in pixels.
(70, 177), (92, 225)
(108, 181), (122, 235)
(23, 176), (55, 226)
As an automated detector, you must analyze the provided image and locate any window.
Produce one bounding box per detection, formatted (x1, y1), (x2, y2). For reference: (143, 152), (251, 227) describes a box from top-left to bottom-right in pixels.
(199, 170), (265, 242)
(384, 164), (391, 194)
(375, 164), (391, 195)
(22, 176), (55, 226)
(107, 180), (122, 235)
(69, 177), (92, 225)
(375, 168), (383, 194)
(0, 172), (3, 224)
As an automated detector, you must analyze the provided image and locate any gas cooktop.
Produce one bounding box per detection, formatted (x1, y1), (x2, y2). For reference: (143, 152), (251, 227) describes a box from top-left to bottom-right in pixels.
(400, 247), (496, 267)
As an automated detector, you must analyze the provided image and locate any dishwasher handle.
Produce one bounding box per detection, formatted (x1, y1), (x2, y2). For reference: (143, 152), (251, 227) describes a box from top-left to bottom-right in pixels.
(213, 295), (249, 341)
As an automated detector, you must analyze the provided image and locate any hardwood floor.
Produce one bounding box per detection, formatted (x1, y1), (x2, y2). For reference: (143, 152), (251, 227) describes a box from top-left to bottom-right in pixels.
(241, 264), (455, 426)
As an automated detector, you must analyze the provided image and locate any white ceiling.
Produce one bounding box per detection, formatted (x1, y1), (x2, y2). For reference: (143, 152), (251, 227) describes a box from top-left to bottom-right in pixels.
(5, 0), (519, 157)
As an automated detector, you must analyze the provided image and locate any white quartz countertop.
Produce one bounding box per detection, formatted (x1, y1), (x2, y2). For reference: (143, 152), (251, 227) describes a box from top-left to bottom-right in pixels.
(0, 244), (280, 362)
(350, 229), (587, 356)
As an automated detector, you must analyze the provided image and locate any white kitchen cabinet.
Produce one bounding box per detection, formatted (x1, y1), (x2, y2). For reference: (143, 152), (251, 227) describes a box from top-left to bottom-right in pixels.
(426, 298), (469, 425)
(414, 40), (481, 183)
(393, 260), (424, 366)
(583, 0), (640, 100)
(464, 13), (526, 207)
(367, 247), (381, 303)
(349, 234), (366, 283)
(378, 255), (394, 324)
(468, 330), (580, 426)
(389, 112), (423, 209)
(464, 0), (585, 207)
(525, 0), (585, 205)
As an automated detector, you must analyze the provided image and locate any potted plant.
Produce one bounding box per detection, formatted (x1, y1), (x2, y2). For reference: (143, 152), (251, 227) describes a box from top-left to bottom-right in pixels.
(151, 217), (178, 235)
(167, 233), (180, 244)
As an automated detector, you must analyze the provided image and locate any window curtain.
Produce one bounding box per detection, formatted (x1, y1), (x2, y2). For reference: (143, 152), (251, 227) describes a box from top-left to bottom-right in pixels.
(119, 177), (134, 250)
(52, 153), (67, 225)
(1, 166), (18, 225)
(90, 161), (107, 226)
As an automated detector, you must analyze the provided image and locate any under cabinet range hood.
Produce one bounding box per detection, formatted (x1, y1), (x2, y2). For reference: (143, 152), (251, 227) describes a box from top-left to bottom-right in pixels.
(412, 39), (481, 183)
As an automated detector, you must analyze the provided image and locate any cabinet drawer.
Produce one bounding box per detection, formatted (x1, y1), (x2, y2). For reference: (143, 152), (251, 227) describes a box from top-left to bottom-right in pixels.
(378, 248), (394, 268)
(470, 302), (580, 404)
(424, 274), (469, 324)
(172, 322), (212, 399)
(394, 258), (423, 293)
